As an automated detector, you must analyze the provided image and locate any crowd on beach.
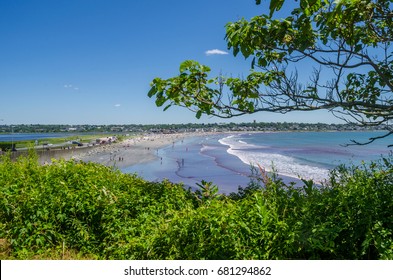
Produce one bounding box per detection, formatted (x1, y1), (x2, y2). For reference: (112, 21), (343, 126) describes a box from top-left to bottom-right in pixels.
(66, 132), (206, 168)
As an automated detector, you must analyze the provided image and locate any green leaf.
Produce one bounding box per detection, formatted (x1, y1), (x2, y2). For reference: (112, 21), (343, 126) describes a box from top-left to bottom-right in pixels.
(179, 60), (195, 73)
(147, 86), (157, 98)
(269, 0), (285, 17)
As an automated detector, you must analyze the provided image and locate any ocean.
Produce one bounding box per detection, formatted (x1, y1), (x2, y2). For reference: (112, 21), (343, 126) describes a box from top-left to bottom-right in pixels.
(122, 131), (392, 194)
(2, 131), (391, 194)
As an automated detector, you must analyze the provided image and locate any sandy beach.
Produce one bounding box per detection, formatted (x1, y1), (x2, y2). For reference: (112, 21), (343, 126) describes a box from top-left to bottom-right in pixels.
(53, 132), (211, 168)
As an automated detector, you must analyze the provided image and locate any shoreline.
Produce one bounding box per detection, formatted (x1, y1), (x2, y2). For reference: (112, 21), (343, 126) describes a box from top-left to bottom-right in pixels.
(10, 131), (389, 191)
(43, 132), (217, 168)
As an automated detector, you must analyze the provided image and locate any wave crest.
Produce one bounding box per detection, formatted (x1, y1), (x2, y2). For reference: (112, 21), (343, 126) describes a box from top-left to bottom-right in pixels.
(219, 135), (330, 183)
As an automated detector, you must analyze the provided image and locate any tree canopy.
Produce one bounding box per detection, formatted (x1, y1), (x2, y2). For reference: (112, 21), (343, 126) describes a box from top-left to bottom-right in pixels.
(148, 0), (393, 145)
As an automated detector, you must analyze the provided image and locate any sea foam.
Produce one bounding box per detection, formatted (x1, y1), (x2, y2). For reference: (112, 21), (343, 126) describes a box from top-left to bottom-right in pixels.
(219, 135), (330, 183)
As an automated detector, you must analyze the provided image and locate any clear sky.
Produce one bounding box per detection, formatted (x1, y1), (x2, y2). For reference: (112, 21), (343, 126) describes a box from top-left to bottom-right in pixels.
(0, 0), (341, 125)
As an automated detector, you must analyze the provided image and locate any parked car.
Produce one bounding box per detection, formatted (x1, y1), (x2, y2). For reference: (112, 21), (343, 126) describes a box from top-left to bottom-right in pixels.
(72, 141), (83, 146)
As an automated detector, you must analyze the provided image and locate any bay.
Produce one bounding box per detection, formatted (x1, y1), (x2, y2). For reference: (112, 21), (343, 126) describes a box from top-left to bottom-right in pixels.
(122, 131), (392, 194)
(2, 131), (391, 194)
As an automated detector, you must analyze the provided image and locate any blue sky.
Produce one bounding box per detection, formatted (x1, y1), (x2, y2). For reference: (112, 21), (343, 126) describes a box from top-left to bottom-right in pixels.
(0, 0), (340, 125)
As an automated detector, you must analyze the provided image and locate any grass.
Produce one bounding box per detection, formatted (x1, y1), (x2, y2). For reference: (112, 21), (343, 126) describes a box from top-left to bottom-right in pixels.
(8, 133), (135, 150)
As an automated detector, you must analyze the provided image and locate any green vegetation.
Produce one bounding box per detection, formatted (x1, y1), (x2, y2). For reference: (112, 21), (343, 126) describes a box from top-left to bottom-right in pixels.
(0, 134), (127, 151)
(1, 0), (391, 261)
(1, 151), (392, 259)
(0, 142), (14, 152)
(0, 122), (388, 135)
(149, 0), (393, 145)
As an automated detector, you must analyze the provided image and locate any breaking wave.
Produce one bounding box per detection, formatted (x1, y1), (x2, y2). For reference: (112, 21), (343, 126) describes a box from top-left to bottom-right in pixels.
(218, 135), (330, 183)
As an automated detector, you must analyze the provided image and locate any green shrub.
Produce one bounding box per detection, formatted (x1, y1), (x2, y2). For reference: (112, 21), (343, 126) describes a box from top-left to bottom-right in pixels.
(0, 142), (14, 151)
(0, 151), (391, 259)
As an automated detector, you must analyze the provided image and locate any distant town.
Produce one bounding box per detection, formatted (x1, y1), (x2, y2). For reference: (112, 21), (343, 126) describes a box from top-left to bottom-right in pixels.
(0, 122), (389, 134)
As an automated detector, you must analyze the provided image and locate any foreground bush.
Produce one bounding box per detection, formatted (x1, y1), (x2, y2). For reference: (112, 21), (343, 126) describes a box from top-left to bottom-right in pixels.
(0, 152), (392, 259)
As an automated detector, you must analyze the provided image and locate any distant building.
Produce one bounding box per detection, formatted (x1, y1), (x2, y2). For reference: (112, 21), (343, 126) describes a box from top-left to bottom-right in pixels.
(111, 127), (124, 131)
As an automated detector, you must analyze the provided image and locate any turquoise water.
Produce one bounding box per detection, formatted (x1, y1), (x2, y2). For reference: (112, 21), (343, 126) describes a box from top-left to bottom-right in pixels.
(122, 131), (392, 194)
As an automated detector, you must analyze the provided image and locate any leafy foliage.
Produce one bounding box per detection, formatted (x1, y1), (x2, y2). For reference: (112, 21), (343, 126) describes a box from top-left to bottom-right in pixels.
(148, 0), (393, 144)
(0, 143), (15, 151)
(0, 152), (392, 259)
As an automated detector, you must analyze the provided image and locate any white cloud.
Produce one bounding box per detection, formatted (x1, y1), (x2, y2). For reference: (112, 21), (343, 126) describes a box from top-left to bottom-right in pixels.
(64, 84), (79, 90)
(114, 104), (121, 107)
(205, 49), (229, 56)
